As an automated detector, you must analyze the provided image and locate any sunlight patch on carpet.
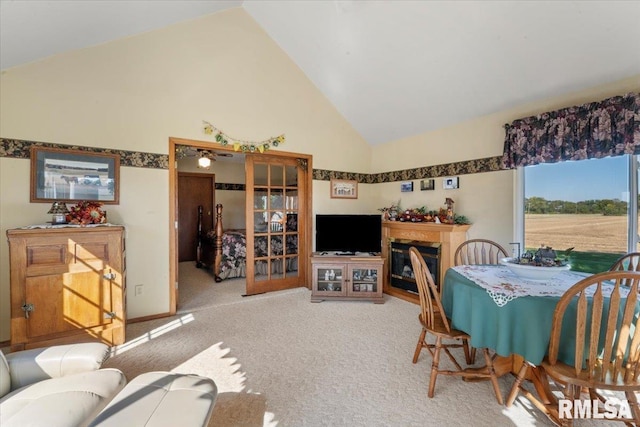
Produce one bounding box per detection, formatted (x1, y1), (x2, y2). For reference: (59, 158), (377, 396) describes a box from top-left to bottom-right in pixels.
(264, 411), (278, 427)
(173, 341), (247, 394)
(110, 314), (195, 356)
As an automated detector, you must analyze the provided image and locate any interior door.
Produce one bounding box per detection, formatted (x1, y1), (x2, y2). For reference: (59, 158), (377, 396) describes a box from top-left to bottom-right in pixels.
(245, 155), (307, 295)
(177, 173), (215, 262)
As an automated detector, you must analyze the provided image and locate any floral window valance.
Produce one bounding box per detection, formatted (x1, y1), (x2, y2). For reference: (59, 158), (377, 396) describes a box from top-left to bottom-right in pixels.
(502, 92), (640, 169)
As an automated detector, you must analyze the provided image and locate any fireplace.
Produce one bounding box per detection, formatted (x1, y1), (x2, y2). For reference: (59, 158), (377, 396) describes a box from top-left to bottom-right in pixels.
(390, 240), (441, 294)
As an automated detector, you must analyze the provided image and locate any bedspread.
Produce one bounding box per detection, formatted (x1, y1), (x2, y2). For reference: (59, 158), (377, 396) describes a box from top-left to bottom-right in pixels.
(207, 229), (299, 280)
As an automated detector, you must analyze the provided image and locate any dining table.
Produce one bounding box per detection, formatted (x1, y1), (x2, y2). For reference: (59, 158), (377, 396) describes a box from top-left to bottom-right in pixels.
(440, 264), (610, 407)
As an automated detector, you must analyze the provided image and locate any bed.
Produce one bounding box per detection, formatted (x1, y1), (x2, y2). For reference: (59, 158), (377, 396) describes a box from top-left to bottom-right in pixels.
(196, 204), (298, 282)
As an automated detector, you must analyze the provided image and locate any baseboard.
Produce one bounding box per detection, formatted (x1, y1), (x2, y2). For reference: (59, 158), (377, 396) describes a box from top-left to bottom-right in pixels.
(127, 312), (172, 324)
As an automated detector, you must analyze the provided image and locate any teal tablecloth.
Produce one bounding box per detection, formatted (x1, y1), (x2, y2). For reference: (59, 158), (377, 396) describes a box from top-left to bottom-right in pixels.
(443, 267), (638, 367)
(442, 268), (564, 366)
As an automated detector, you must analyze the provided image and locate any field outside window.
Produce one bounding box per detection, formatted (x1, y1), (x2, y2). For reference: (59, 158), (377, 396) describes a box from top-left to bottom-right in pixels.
(523, 155), (636, 273)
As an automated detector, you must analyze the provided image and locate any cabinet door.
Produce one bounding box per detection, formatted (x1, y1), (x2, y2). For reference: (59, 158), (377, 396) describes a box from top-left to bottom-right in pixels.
(347, 263), (381, 297)
(25, 238), (115, 339)
(313, 264), (346, 296)
(25, 271), (112, 339)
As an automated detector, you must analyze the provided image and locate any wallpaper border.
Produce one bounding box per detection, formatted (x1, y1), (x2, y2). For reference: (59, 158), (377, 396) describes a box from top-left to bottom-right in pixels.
(312, 156), (505, 183)
(1, 138), (504, 185)
(1, 138), (168, 168)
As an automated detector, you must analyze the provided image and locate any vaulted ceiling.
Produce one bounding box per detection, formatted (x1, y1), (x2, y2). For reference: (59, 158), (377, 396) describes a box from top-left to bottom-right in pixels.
(1, 1), (639, 146)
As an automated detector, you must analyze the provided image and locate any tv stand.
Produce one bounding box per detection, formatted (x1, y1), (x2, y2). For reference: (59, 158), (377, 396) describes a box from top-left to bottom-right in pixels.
(317, 251), (379, 257)
(310, 253), (384, 303)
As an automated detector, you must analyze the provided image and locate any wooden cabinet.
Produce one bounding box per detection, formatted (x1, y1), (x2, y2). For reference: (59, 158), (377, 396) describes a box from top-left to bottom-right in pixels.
(310, 254), (384, 303)
(6, 226), (126, 350)
(382, 221), (470, 304)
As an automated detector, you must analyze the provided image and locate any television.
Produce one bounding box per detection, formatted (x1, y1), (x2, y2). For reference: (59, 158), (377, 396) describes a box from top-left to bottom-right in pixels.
(315, 214), (382, 254)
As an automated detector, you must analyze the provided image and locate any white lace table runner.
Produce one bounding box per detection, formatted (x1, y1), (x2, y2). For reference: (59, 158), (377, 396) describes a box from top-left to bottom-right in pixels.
(451, 265), (624, 307)
(19, 223), (117, 229)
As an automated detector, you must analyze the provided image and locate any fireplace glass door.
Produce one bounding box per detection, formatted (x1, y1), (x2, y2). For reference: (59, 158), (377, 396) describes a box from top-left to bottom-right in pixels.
(390, 240), (441, 294)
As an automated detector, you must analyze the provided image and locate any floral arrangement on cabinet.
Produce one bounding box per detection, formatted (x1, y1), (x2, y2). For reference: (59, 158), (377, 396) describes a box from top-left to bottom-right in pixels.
(67, 201), (107, 225)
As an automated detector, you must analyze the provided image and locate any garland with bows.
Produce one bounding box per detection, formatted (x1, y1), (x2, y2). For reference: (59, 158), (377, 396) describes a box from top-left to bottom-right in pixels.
(203, 121), (285, 153)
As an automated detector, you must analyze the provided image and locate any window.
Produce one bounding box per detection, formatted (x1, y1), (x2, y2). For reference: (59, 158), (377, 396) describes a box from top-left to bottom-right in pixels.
(519, 155), (638, 273)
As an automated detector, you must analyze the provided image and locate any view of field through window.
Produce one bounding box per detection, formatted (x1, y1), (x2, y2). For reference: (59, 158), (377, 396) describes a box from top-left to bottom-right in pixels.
(524, 156), (632, 257)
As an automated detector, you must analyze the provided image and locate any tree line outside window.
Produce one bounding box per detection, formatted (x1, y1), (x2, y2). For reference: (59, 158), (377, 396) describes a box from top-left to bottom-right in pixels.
(524, 197), (631, 216)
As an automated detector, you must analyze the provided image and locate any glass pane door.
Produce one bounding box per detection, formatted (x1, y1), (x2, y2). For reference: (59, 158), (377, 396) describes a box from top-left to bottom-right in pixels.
(246, 155), (304, 295)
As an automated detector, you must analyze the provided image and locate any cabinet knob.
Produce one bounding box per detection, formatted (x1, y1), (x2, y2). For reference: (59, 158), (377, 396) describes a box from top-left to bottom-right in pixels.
(21, 303), (34, 319)
(103, 272), (116, 280)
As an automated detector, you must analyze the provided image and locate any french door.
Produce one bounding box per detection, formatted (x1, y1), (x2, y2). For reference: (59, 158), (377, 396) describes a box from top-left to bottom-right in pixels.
(245, 154), (309, 295)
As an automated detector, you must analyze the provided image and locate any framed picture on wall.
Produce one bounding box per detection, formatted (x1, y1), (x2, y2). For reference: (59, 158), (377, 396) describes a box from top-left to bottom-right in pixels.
(30, 146), (120, 204)
(330, 179), (358, 199)
(400, 181), (414, 192)
(420, 179), (435, 191)
(443, 176), (459, 189)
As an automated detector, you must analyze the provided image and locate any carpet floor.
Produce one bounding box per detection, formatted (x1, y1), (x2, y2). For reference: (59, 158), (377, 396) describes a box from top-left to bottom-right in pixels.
(103, 262), (623, 426)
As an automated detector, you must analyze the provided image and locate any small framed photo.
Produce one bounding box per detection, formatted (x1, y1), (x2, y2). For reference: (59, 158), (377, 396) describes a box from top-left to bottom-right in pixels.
(443, 176), (459, 190)
(330, 179), (358, 199)
(420, 179), (435, 191)
(400, 181), (414, 192)
(31, 146), (120, 204)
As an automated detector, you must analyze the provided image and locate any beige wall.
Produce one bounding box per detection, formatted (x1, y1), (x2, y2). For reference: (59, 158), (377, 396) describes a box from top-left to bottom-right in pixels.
(0, 6), (638, 342)
(371, 75), (640, 251)
(0, 9), (371, 341)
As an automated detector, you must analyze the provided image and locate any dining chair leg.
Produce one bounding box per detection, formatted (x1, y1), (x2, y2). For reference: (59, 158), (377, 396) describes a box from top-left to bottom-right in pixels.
(561, 384), (575, 427)
(625, 390), (640, 425)
(506, 359), (529, 407)
(428, 336), (442, 398)
(469, 346), (477, 365)
(587, 387), (605, 403)
(413, 328), (427, 364)
(462, 339), (472, 365)
(483, 348), (504, 405)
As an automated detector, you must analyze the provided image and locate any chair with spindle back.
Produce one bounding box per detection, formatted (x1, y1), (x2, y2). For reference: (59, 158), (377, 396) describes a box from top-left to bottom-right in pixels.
(610, 252), (640, 272)
(454, 239), (508, 266)
(538, 271), (640, 426)
(453, 239), (508, 364)
(409, 247), (504, 404)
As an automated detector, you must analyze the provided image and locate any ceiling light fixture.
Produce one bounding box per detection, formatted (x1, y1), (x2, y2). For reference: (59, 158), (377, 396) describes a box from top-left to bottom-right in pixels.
(198, 155), (211, 169)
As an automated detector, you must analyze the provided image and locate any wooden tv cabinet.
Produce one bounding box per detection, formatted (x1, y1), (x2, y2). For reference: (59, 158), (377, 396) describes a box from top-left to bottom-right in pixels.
(310, 253), (384, 303)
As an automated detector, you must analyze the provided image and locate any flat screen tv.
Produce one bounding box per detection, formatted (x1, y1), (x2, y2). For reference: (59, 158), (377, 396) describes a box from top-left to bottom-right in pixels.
(315, 214), (382, 254)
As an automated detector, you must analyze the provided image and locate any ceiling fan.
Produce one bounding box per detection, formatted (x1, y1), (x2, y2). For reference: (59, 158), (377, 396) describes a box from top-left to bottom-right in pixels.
(175, 145), (233, 169)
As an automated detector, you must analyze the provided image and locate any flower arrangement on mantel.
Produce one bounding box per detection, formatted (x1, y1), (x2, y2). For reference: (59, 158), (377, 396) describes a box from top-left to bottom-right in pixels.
(67, 201), (107, 225)
(378, 201), (471, 225)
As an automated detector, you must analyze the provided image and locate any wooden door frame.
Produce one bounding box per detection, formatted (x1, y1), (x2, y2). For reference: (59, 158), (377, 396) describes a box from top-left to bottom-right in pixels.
(168, 136), (313, 314)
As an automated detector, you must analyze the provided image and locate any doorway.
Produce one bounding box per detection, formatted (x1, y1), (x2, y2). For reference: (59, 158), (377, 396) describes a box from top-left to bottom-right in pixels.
(177, 172), (215, 263)
(168, 137), (313, 314)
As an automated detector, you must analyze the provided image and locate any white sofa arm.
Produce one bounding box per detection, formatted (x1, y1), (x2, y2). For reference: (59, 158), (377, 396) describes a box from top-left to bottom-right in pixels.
(5, 343), (110, 391)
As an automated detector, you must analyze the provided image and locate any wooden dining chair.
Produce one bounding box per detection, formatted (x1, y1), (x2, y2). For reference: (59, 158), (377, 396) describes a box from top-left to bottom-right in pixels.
(531, 271), (640, 426)
(610, 252), (640, 272)
(409, 247), (504, 404)
(454, 239), (508, 266)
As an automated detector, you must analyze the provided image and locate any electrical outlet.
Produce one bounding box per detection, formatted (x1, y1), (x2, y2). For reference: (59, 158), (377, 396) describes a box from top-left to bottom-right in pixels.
(135, 284), (144, 296)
